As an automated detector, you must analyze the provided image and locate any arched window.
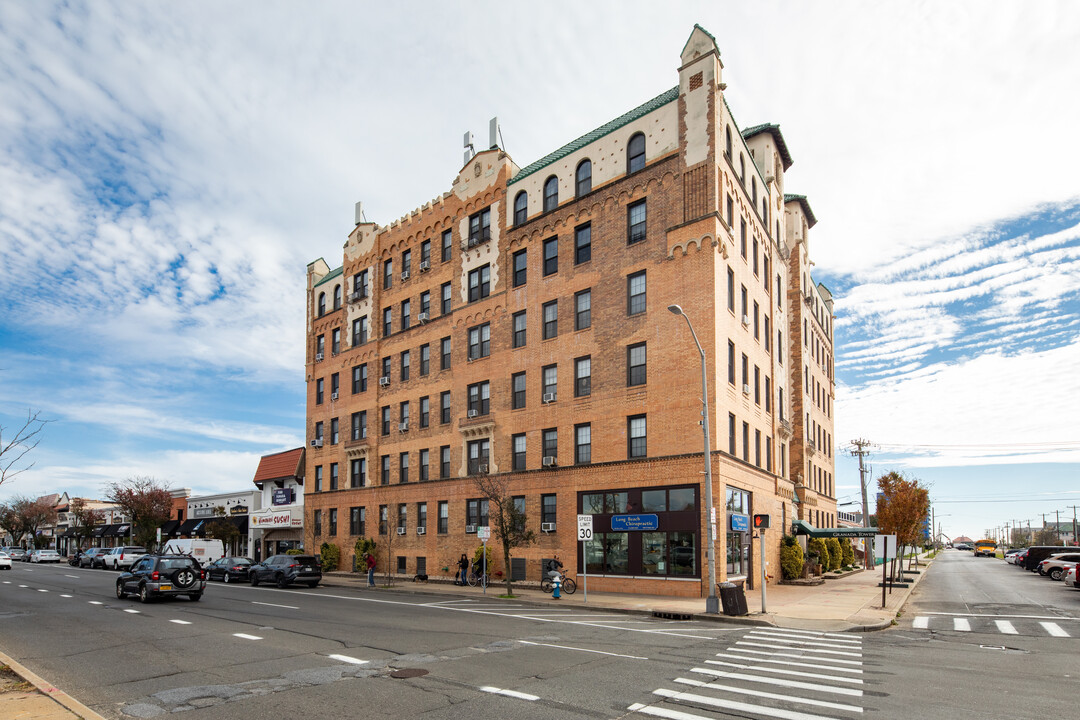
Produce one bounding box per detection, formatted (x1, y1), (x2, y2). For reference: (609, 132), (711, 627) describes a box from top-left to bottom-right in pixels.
(317, 292), (326, 317)
(725, 126), (732, 160)
(575, 159), (592, 197)
(333, 284), (342, 310)
(543, 176), (558, 212)
(514, 191), (528, 226)
(627, 133), (646, 173)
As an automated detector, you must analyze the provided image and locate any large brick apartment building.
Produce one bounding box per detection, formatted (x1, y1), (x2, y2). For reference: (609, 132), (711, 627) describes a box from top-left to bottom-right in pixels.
(303, 26), (836, 598)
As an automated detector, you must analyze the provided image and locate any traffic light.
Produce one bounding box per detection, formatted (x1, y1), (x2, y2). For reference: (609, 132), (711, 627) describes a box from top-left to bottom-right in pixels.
(753, 514), (771, 529)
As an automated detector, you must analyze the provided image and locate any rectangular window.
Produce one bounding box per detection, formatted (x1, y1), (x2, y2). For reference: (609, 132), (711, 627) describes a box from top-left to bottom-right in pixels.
(765, 377), (771, 413)
(543, 236), (558, 276)
(417, 502), (427, 531)
(628, 199), (646, 244)
(574, 223), (591, 264)
(742, 353), (749, 390)
(351, 458), (366, 488)
(378, 505), (387, 535)
(438, 501), (448, 534)
(627, 271), (646, 315)
(467, 439), (490, 475)
(627, 343), (646, 387)
(421, 239), (431, 266)
(728, 413), (736, 455)
(726, 195), (734, 227)
(419, 344), (430, 376)
(468, 323), (491, 360)
(330, 418), (339, 445)
(351, 318), (361, 347)
(329, 508), (337, 536)
(442, 229), (452, 262)
(753, 238), (759, 276)
(381, 356), (391, 383)
(401, 299), (410, 330)
(574, 356), (591, 397)
(728, 341), (735, 384)
(740, 218), (747, 258)
(381, 406), (390, 436)
(512, 310), (526, 348)
(400, 401), (410, 428)
(542, 428), (558, 464)
(778, 331), (784, 365)
(314, 465), (322, 493)
(440, 445), (450, 478)
(401, 350), (410, 381)
(467, 264), (491, 302)
(314, 421), (324, 444)
(402, 249), (412, 276)
(512, 433), (526, 471)
(755, 429), (761, 467)
(383, 307), (392, 337)
(753, 301), (760, 340)
(350, 506), (365, 535)
(542, 301), (558, 340)
(754, 366), (761, 405)
(467, 381), (490, 416)
(331, 372), (340, 397)
(419, 396), (430, 428)
(441, 336), (451, 370)
(352, 364), (367, 394)
(741, 285), (748, 322)
(441, 281), (451, 315)
(727, 266), (735, 312)
(383, 259), (393, 290)
(764, 316), (771, 352)
(420, 290), (430, 316)
(380, 456), (390, 486)
(316, 378), (324, 405)
(512, 372), (526, 409)
(397, 504), (407, 532)
(575, 289), (591, 330)
(468, 207), (491, 247)
(628, 415), (647, 458)
(399, 452), (409, 483)
(575, 423), (591, 464)
(350, 411), (366, 441)
(332, 329), (340, 355)
(542, 364), (557, 401)
(513, 249), (527, 287)
(742, 421), (750, 461)
(541, 494), (557, 525)
(440, 391), (451, 424)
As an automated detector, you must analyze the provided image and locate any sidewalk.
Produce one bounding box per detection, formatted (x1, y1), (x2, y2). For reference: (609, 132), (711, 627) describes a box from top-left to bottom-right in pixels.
(0, 555), (931, 720)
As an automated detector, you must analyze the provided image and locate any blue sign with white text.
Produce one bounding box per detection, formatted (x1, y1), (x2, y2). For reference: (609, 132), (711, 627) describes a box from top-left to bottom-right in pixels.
(730, 513), (750, 532)
(610, 514), (660, 531)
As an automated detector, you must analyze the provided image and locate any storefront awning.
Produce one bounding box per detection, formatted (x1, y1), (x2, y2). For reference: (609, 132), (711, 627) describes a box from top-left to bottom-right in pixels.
(104, 524), (132, 538)
(59, 527), (78, 538)
(91, 525), (109, 538)
(159, 520), (181, 537)
(791, 520), (879, 539)
(177, 519), (207, 537)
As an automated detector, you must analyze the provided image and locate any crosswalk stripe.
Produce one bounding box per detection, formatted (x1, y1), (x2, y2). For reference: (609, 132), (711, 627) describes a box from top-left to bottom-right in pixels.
(705, 659), (863, 684)
(627, 703), (711, 720)
(749, 629), (861, 645)
(912, 616), (929, 629)
(994, 620), (1018, 635)
(690, 666), (863, 697)
(953, 618), (971, 632)
(736, 640), (862, 658)
(749, 631), (861, 648)
(716, 652), (862, 674)
(728, 647), (863, 667)
(1040, 622), (1069, 637)
(673, 677), (864, 713)
(652, 687), (848, 720)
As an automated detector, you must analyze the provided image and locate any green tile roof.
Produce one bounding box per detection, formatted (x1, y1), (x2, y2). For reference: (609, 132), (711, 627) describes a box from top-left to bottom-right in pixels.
(742, 123), (793, 171)
(508, 86), (680, 185)
(313, 265), (343, 289)
(784, 193), (817, 228)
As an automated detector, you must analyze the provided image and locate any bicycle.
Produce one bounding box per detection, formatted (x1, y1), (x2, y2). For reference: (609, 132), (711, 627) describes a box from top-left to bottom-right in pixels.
(541, 574), (577, 594)
(466, 567), (488, 588)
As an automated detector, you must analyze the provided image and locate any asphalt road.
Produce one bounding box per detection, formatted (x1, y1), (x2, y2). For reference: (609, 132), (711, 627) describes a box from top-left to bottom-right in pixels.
(1, 552), (1076, 719)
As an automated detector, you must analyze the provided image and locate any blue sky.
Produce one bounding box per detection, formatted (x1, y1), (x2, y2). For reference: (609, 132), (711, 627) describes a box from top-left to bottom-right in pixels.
(1, 1), (1078, 543)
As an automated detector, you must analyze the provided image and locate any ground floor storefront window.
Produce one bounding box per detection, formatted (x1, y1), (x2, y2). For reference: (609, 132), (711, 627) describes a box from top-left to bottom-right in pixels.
(726, 486), (751, 577)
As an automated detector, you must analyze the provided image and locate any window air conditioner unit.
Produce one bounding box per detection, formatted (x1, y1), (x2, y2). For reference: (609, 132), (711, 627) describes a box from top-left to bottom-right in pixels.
(315, 353), (324, 362)
(742, 315), (750, 326)
(416, 527), (426, 535)
(743, 384), (751, 395)
(419, 260), (431, 272)
(396, 527), (406, 535)
(310, 439), (323, 448)
(465, 524), (477, 533)
(542, 456), (557, 467)
(418, 312), (429, 323)
(542, 393), (556, 403)
(467, 409), (478, 418)
(349, 291), (363, 302)
(401, 270), (410, 281)
(379, 376), (391, 387)
(399, 422), (409, 432)
(478, 463), (488, 473)
(331, 392), (339, 401)
(541, 522), (556, 533)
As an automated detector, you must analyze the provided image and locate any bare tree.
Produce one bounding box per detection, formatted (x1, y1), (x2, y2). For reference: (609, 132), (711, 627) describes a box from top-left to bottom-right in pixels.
(473, 473), (535, 596)
(384, 503), (398, 587)
(0, 410), (50, 488)
(105, 476), (173, 549)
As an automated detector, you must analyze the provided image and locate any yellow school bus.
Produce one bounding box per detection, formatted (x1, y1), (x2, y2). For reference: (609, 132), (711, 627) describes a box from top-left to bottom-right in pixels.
(973, 539), (997, 557)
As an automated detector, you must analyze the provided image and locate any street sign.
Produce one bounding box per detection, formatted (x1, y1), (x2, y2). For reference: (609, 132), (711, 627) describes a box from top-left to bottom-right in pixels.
(610, 514), (659, 531)
(577, 514), (593, 541)
(730, 513), (750, 532)
(477, 526), (490, 541)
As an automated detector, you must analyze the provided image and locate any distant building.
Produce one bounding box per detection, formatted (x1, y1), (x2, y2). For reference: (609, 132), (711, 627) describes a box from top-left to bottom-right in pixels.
(250, 447), (306, 561)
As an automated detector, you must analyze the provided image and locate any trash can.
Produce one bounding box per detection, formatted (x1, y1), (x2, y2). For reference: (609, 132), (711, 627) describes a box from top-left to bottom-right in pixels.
(718, 580), (748, 616)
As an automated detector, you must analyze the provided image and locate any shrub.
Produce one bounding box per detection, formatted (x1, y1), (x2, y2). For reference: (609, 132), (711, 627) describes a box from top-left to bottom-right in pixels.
(472, 544), (492, 571)
(840, 538), (855, 566)
(285, 548), (304, 555)
(779, 537), (804, 579)
(319, 542), (340, 572)
(825, 538), (843, 571)
(354, 537), (377, 571)
(808, 537), (830, 570)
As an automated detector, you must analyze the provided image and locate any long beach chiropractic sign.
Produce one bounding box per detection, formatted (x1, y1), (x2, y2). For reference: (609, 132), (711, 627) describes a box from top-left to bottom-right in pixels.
(250, 508), (303, 529)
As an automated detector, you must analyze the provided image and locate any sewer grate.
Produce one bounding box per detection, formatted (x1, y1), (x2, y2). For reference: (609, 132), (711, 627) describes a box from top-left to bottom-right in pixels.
(653, 611), (692, 621)
(390, 668), (429, 679)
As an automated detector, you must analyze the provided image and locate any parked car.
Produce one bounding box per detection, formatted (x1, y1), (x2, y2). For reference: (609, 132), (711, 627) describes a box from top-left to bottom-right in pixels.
(103, 546), (148, 570)
(115, 554), (206, 603)
(205, 557), (253, 583)
(248, 554), (321, 588)
(29, 549), (62, 563)
(6, 548), (29, 562)
(79, 547), (110, 569)
(1020, 546), (1075, 572)
(1004, 548), (1024, 563)
(1037, 553), (1080, 580)
(1012, 550), (1029, 567)
(1063, 565), (1079, 590)
(0, 551), (11, 570)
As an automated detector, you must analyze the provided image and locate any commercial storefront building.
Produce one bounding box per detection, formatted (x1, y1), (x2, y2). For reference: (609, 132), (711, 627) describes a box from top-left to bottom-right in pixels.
(250, 447), (306, 560)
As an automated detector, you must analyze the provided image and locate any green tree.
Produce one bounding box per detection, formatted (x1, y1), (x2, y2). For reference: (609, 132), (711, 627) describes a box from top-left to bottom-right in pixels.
(105, 476), (173, 550)
(68, 498), (104, 553)
(473, 473), (535, 596)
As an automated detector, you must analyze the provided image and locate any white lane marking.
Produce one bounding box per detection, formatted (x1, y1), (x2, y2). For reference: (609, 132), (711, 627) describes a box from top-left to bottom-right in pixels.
(736, 640), (861, 657)
(123, 609), (140, 614)
(1040, 622), (1069, 637)
(60, 594), (72, 598)
(2, 581), (9, 584)
(37, 588), (48, 592)
(690, 666), (863, 697)
(479, 686), (539, 701)
(88, 601), (102, 605)
(705, 659), (863, 684)
(654, 687), (849, 720)
(65, 575), (79, 579)
(18, 584), (28, 588)
(673, 677), (864, 713)
(728, 647), (863, 666)
(252, 601), (300, 610)
(233, 633), (263, 640)
(994, 620), (1018, 635)
(328, 654), (368, 665)
(750, 628), (861, 644)
(748, 631), (862, 648)
(920, 611), (1080, 621)
(519, 640), (647, 660)
(170, 620), (192, 625)
(912, 616), (929, 629)
(628, 703), (709, 720)
(953, 618), (971, 632)
(716, 652), (863, 674)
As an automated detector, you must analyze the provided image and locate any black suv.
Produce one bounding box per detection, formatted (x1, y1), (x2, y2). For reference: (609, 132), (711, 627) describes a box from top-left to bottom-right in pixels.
(116, 554), (206, 603)
(249, 554), (321, 588)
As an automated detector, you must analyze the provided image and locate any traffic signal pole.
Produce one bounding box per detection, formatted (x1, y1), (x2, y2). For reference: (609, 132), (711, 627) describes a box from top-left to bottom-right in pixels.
(759, 527), (767, 613)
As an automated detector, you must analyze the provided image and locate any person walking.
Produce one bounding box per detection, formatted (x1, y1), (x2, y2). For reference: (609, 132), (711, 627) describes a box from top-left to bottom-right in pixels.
(365, 552), (376, 587)
(457, 553), (469, 586)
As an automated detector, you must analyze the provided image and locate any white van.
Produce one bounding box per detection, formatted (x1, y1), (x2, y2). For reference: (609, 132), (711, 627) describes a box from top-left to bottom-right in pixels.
(161, 539), (226, 565)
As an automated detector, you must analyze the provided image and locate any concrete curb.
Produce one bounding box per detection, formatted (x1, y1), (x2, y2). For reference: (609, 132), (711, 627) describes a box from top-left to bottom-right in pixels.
(0, 649), (107, 720)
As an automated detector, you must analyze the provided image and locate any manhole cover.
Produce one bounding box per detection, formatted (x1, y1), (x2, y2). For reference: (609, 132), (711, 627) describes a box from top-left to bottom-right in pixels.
(390, 668), (429, 679)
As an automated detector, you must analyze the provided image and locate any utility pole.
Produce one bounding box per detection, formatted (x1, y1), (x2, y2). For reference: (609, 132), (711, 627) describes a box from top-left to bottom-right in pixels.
(1056, 510), (1062, 545)
(849, 439), (872, 528)
(1068, 506), (1079, 547)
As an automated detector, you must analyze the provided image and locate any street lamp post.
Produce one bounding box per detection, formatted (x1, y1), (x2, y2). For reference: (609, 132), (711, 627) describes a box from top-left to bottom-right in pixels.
(668, 304), (719, 614)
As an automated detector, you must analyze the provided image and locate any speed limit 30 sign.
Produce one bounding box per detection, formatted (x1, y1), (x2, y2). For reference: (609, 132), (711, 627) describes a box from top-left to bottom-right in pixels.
(577, 514), (593, 541)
